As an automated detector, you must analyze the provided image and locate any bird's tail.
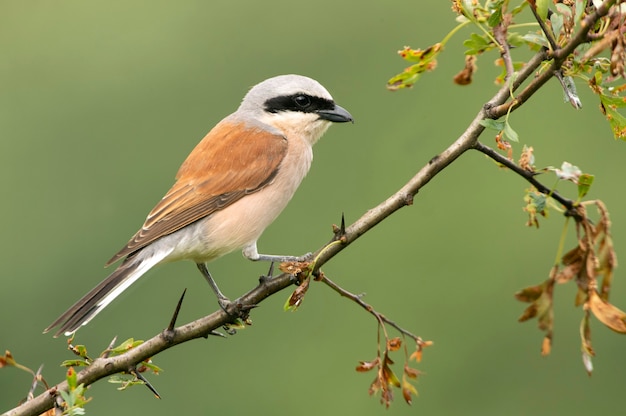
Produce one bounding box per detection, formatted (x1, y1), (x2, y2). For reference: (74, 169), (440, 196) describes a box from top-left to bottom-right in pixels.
(44, 252), (164, 337)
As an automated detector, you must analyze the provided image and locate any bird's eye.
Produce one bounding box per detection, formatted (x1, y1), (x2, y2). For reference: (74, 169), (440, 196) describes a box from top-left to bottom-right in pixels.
(293, 95), (311, 108)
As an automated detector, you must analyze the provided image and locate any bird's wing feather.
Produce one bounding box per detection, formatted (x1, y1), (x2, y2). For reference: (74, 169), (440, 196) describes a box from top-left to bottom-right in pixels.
(105, 119), (287, 266)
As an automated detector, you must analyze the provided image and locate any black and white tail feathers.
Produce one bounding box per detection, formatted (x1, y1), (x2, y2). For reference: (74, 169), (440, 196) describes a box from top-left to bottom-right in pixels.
(44, 253), (164, 337)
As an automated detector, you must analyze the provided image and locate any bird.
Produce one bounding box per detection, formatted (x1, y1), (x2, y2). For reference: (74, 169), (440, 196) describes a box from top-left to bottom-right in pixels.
(44, 74), (353, 337)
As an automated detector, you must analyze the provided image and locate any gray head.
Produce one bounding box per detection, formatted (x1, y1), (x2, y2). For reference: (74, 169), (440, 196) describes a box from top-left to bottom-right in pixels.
(237, 74), (353, 124)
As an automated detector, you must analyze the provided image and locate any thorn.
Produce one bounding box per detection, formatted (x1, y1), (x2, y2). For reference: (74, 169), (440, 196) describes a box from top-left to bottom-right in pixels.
(340, 212), (346, 236)
(132, 367), (161, 399)
(102, 336), (118, 358)
(167, 288), (187, 332)
(259, 262), (275, 284)
(240, 303), (259, 312)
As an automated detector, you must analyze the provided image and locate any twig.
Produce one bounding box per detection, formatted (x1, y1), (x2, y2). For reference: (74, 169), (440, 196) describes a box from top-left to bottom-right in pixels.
(26, 365), (44, 401)
(493, 12), (515, 81)
(101, 336), (118, 359)
(472, 141), (579, 217)
(529, 3), (559, 51)
(318, 273), (422, 343)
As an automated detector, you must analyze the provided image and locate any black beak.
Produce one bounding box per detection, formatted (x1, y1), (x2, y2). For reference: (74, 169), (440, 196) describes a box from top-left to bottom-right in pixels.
(317, 104), (354, 123)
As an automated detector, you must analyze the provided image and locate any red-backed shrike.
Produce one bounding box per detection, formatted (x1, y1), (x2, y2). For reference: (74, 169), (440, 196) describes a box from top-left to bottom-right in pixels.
(45, 74), (353, 337)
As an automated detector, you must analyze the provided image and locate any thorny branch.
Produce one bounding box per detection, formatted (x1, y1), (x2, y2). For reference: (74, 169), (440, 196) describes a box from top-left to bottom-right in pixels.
(4, 2), (621, 415)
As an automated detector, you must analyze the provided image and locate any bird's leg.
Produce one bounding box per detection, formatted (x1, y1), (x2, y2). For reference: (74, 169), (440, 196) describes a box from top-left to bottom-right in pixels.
(196, 263), (231, 311)
(254, 253), (313, 262)
(243, 242), (313, 264)
(244, 242), (313, 286)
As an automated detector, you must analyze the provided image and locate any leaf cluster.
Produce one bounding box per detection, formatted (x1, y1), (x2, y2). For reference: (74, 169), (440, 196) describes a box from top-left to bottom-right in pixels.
(356, 336), (431, 407)
(517, 200), (620, 374)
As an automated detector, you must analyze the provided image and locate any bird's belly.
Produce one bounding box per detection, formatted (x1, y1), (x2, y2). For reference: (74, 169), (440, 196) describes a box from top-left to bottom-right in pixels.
(159, 159), (310, 264)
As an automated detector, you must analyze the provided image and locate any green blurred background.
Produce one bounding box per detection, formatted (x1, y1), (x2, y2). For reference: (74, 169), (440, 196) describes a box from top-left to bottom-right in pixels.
(2, 1), (626, 415)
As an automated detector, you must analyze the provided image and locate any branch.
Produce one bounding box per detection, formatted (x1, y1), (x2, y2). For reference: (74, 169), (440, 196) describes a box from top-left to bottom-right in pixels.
(487, 0), (617, 118)
(4, 4), (615, 415)
(472, 141), (579, 217)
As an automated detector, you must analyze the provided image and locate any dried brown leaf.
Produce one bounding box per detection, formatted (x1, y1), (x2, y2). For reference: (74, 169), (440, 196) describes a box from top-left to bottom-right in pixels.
(555, 261), (582, 284)
(278, 261), (311, 277)
(387, 337), (402, 352)
(383, 363), (401, 388)
(562, 246), (583, 266)
(514, 283), (544, 303)
(453, 55), (477, 85)
(402, 377), (418, 405)
(404, 363), (420, 379)
(356, 357), (380, 372)
(409, 349), (421, 363)
(381, 386), (394, 408)
(587, 289), (626, 333)
(518, 145), (535, 172)
(368, 375), (381, 396)
(518, 303), (538, 322)
(575, 286), (587, 307)
(541, 335), (552, 356)
(0, 350), (15, 368)
(284, 276), (310, 311)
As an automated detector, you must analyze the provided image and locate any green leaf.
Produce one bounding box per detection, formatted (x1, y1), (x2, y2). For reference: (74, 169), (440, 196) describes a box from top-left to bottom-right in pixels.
(577, 174), (595, 199)
(507, 32), (525, 48)
(487, 6), (503, 27)
(503, 120), (519, 142)
(141, 360), (163, 374)
(536, 0), (549, 20)
(599, 93), (626, 108)
(461, 0), (477, 20)
(574, 0), (584, 23)
(108, 375), (145, 391)
(602, 104), (626, 140)
(108, 338), (144, 355)
(387, 70), (421, 91)
(550, 13), (564, 40)
(73, 345), (88, 358)
(387, 44), (442, 90)
(59, 390), (72, 405)
(511, 1), (529, 16)
(522, 32), (549, 48)
(529, 192), (547, 214)
(464, 33), (493, 55)
(66, 367), (78, 390)
(61, 359), (90, 367)
(479, 119), (505, 131)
